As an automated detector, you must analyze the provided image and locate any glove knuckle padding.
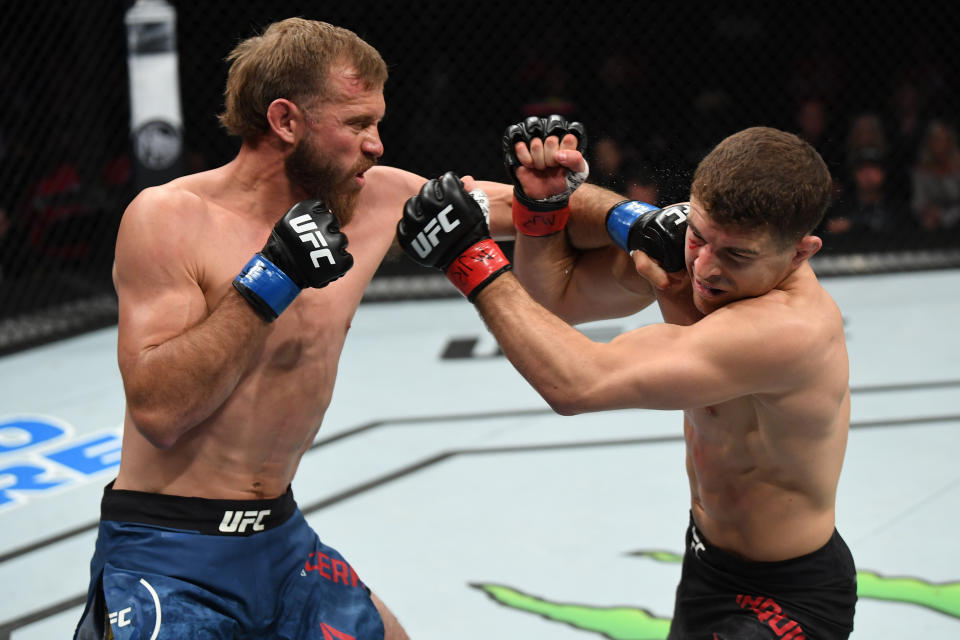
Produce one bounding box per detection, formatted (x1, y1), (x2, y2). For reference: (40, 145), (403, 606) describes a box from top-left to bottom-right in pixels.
(397, 173), (511, 301)
(630, 204), (689, 272)
(567, 121), (588, 153)
(398, 172), (487, 270)
(606, 201), (688, 272)
(234, 199), (353, 321)
(502, 124), (526, 168)
(544, 115), (572, 148)
(502, 114), (588, 199)
(522, 116), (545, 140)
(270, 200), (352, 287)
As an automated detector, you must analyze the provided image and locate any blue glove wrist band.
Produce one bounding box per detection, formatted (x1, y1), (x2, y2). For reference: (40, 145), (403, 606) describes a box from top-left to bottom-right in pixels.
(606, 201), (658, 252)
(234, 254), (301, 318)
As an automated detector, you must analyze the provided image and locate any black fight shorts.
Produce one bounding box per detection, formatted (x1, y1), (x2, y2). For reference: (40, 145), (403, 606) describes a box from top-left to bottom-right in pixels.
(667, 513), (857, 640)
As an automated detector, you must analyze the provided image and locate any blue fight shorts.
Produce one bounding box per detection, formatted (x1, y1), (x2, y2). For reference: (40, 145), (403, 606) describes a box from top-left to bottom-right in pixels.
(74, 481), (385, 640)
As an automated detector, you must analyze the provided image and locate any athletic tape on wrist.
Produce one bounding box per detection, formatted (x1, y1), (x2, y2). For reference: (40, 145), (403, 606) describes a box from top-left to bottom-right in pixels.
(234, 253), (301, 320)
(445, 238), (512, 301)
(514, 159), (590, 210)
(469, 188), (490, 226)
(606, 200), (658, 252)
(512, 198), (570, 236)
(566, 159), (589, 193)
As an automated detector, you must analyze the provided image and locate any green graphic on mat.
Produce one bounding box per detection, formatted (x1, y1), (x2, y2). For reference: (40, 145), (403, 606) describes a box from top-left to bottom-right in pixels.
(475, 551), (960, 639)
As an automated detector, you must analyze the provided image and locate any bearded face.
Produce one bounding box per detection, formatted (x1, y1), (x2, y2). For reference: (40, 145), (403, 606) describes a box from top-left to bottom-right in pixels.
(284, 132), (372, 226)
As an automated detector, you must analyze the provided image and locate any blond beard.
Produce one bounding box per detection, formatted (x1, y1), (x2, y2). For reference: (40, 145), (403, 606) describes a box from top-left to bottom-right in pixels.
(286, 136), (368, 226)
(326, 189), (360, 226)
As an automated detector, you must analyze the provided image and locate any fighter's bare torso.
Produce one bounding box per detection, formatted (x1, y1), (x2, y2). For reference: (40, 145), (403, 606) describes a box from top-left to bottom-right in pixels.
(682, 266), (850, 561)
(113, 164), (426, 499)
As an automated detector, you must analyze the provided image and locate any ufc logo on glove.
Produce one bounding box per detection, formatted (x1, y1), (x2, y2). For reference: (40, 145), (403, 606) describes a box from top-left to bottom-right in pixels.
(409, 204), (461, 258)
(289, 214), (337, 267)
(660, 204), (689, 229)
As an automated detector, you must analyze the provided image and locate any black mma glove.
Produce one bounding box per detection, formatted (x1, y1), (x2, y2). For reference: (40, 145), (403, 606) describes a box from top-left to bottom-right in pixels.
(233, 200), (353, 321)
(397, 171), (512, 301)
(606, 201), (690, 272)
(502, 114), (588, 236)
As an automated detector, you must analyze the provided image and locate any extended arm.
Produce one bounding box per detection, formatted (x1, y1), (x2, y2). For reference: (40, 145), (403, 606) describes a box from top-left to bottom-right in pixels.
(471, 271), (812, 414)
(396, 173), (810, 415)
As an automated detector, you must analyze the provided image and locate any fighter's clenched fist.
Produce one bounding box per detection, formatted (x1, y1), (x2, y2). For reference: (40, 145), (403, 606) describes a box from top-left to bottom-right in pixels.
(502, 115), (588, 236)
(234, 199), (353, 321)
(606, 200), (689, 273)
(397, 171), (511, 301)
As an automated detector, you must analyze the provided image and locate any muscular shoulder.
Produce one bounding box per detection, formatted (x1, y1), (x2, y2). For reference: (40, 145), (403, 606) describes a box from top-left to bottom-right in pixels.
(359, 166), (427, 214)
(711, 283), (844, 388)
(120, 179), (210, 239)
(115, 180), (216, 286)
(341, 166), (427, 252)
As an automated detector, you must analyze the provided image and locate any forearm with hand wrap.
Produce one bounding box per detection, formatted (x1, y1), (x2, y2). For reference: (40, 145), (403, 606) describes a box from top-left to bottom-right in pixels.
(605, 200), (690, 272)
(397, 172), (511, 301)
(502, 115), (588, 236)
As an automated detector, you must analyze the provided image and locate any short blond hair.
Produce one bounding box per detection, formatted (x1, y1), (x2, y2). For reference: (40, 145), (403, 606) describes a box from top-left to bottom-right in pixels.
(218, 18), (388, 140)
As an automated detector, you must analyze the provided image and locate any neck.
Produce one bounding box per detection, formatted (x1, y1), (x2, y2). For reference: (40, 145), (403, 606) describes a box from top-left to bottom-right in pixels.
(778, 260), (814, 292)
(222, 140), (307, 223)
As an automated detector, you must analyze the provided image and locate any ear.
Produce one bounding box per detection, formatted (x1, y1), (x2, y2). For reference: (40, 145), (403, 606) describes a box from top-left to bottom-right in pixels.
(265, 98), (304, 145)
(791, 234), (822, 267)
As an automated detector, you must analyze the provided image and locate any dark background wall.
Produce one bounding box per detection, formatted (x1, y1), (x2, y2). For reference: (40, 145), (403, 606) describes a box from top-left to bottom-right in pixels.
(1, 1), (958, 354)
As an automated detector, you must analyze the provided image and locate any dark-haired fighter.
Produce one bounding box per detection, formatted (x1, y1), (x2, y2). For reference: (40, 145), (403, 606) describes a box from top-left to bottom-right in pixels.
(398, 120), (857, 639)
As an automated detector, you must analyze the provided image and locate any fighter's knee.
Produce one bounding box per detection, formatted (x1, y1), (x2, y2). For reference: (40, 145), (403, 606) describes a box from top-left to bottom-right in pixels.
(370, 592), (410, 640)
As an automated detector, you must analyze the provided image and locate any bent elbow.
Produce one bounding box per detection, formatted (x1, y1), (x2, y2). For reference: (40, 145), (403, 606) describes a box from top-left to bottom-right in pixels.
(549, 401), (583, 417)
(127, 404), (186, 450)
(541, 387), (591, 417)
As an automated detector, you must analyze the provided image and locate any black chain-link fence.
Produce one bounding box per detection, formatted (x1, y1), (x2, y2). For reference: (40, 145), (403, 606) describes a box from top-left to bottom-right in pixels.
(2, 1), (959, 355)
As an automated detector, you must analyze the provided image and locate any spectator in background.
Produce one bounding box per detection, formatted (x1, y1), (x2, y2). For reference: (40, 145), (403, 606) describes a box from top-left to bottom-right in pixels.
(845, 112), (888, 162)
(622, 160), (660, 206)
(589, 136), (664, 207)
(911, 119), (960, 229)
(886, 77), (927, 204)
(592, 51), (652, 140)
(838, 112), (889, 206)
(819, 147), (901, 249)
(794, 96), (843, 178)
(590, 134), (629, 191)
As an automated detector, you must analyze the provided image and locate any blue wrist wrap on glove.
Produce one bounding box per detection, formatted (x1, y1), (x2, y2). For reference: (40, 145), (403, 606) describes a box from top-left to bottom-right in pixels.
(234, 254), (301, 320)
(606, 201), (659, 252)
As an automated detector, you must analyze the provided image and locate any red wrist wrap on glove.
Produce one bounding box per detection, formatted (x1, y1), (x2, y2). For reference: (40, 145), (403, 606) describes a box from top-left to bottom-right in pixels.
(445, 238), (511, 301)
(512, 198), (570, 236)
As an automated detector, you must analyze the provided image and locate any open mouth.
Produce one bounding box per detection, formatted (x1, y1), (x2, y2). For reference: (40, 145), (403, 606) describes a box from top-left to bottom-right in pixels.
(694, 279), (725, 297)
(353, 163), (376, 185)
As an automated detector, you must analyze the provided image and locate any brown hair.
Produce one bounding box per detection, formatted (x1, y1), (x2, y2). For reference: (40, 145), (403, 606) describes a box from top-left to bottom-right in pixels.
(690, 126), (833, 246)
(218, 18), (388, 140)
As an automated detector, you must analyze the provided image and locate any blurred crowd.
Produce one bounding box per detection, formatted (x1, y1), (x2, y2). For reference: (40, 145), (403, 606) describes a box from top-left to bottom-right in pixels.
(521, 76), (960, 256)
(511, 19), (960, 257)
(3, 6), (960, 293)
